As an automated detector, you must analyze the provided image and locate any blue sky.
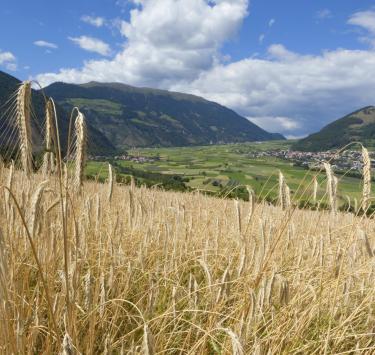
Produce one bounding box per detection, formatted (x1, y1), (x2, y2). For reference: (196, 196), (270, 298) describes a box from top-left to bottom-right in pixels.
(1, 0), (375, 137)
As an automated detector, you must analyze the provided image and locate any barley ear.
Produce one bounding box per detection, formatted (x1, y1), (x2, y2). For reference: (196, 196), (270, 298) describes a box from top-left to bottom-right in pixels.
(361, 146), (371, 212)
(74, 112), (87, 194)
(218, 328), (244, 355)
(358, 229), (374, 257)
(28, 180), (48, 237)
(42, 99), (56, 176)
(246, 186), (255, 217)
(279, 170), (290, 210)
(312, 176), (318, 204)
(61, 332), (75, 355)
(84, 269), (92, 310)
(279, 170), (285, 209)
(17, 81), (33, 177)
(324, 162), (337, 213)
(108, 163), (114, 202)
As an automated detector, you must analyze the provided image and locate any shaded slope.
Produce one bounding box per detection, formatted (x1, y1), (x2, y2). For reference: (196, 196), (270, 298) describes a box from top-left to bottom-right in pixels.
(44, 81), (285, 150)
(292, 106), (375, 151)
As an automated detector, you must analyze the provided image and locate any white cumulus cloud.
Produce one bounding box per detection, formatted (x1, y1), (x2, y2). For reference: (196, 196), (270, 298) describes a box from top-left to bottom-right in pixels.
(68, 36), (111, 56)
(0, 50), (17, 71)
(37, 0), (249, 87)
(171, 45), (375, 136)
(35, 4), (375, 137)
(34, 40), (58, 49)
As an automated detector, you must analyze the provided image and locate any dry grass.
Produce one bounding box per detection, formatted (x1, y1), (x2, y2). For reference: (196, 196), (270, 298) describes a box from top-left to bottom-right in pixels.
(0, 81), (375, 354)
(0, 167), (375, 353)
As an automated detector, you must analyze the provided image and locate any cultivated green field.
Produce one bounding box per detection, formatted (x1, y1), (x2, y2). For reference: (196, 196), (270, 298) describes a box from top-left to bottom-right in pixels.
(86, 141), (369, 206)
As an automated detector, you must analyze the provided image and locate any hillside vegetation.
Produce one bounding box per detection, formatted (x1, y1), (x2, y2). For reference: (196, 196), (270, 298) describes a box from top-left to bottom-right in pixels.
(44, 81), (284, 150)
(0, 80), (375, 354)
(293, 106), (375, 151)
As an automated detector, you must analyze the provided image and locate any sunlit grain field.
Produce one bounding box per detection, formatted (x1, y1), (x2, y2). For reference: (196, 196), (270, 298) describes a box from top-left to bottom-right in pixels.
(86, 142), (371, 204)
(1, 81), (375, 354)
(1, 164), (375, 354)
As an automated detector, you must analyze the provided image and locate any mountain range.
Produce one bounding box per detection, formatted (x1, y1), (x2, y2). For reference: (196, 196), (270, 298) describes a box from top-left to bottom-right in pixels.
(0, 70), (284, 156)
(292, 106), (375, 151)
(43, 81), (284, 150)
(2, 70), (375, 155)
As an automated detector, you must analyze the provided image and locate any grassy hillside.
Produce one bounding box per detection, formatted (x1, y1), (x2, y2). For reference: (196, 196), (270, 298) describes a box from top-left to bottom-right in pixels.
(1, 164), (375, 353)
(44, 81), (285, 150)
(293, 106), (375, 151)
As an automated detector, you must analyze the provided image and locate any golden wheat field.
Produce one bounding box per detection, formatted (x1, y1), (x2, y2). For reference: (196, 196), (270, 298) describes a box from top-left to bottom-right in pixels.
(1, 81), (375, 354)
(1, 166), (375, 354)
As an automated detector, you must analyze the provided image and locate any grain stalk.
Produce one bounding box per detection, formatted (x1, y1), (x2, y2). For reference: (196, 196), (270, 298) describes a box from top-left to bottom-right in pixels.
(28, 180), (48, 237)
(218, 328), (244, 355)
(143, 324), (155, 355)
(312, 176), (318, 204)
(1, 186), (58, 335)
(16, 81), (33, 176)
(61, 332), (75, 355)
(74, 112), (87, 194)
(42, 99), (55, 176)
(361, 146), (371, 212)
(279, 170), (291, 210)
(108, 163), (114, 202)
(324, 162), (337, 212)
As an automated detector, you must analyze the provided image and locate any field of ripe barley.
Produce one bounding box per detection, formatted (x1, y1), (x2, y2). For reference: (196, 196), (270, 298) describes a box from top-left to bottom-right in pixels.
(0, 81), (374, 354)
(1, 163), (375, 354)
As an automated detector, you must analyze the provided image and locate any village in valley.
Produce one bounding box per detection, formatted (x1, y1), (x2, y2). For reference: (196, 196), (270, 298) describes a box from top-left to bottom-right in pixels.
(89, 153), (161, 164)
(90, 145), (375, 175)
(248, 149), (375, 172)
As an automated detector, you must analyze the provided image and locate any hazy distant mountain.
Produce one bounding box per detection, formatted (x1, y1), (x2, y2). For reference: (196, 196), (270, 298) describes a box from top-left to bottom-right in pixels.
(43, 81), (285, 151)
(292, 106), (375, 151)
(0, 71), (117, 155)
